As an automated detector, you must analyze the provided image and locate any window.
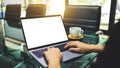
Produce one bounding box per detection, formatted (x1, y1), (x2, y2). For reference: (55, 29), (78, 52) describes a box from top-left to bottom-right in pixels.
(115, 0), (120, 23)
(1, 0), (26, 18)
(0, 0), (2, 18)
(69, 0), (111, 30)
(26, 0), (65, 16)
(26, 0), (45, 5)
(2, 0), (25, 7)
(0, 0), (65, 18)
(45, 0), (65, 16)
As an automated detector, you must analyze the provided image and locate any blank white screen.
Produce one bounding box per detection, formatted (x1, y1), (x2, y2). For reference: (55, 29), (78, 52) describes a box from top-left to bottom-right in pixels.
(21, 16), (68, 49)
(2, 0), (25, 7)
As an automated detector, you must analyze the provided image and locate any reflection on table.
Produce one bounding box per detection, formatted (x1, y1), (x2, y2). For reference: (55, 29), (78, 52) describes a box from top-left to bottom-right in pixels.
(4, 34), (99, 68)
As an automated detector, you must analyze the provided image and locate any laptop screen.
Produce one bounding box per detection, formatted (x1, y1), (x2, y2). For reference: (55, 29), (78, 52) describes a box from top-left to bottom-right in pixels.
(21, 16), (68, 49)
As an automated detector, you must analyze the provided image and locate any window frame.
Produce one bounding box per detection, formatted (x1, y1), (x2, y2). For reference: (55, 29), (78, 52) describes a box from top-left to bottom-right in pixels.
(65, 0), (117, 35)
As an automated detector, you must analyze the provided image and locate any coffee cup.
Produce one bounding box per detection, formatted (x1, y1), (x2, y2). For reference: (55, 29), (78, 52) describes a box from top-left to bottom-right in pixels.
(69, 27), (84, 37)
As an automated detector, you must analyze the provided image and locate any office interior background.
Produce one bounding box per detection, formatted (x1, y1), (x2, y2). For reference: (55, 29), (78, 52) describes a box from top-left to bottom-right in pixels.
(0, 0), (119, 68)
(0, 0), (119, 32)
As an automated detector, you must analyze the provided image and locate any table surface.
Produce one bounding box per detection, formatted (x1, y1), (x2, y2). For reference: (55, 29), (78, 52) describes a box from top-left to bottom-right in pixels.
(3, 34), (99, 68)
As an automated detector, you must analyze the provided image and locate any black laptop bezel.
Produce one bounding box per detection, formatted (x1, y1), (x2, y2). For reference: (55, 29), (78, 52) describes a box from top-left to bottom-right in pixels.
(20, 15), (69, 50)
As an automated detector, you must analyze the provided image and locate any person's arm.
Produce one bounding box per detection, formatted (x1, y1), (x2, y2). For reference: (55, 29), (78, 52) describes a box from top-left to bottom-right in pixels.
(64, 41), (105, 53)
(48, 59), (61, 68)
(89, 44), (105, 53)
(44, 48), (62, 68)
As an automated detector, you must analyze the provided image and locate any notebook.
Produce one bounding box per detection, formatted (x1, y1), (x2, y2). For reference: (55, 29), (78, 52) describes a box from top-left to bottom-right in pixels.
(21, 15), (83, 67)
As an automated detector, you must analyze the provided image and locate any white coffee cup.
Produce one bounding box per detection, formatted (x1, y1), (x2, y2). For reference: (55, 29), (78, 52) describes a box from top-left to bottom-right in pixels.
(69, 27), (84, 37)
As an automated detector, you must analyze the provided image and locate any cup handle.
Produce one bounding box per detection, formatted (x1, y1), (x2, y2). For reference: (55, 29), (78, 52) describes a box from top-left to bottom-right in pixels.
(81, 30), (84, 34)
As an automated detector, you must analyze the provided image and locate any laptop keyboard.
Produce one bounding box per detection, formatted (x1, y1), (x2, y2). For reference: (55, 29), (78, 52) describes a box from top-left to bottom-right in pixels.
(32, 42), (67, 58)
(32, 48), (47, 58)
(54, 42), (67, 51)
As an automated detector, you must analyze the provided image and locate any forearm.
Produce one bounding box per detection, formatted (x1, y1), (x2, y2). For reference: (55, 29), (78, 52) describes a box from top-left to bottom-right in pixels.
(48, 60), (61, 68)
(89, 44), (105, 53)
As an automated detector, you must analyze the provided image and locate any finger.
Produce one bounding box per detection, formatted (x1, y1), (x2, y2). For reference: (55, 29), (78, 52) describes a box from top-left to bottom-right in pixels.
(44, 51), (47, 55)
(44, 51), (46, 54)
(47, 47), (50, 50)
(47, 47), (53, 51)
(64, 41), (74, 48)
(56, 48), (60, 51)
(67, 41), (75, 45)
(44, 51), (49, 61)
(64, 42), (77, 48)
(61, 52), (63, 59)
(61, 52), (63, 56)
(64, 44), (70, 49)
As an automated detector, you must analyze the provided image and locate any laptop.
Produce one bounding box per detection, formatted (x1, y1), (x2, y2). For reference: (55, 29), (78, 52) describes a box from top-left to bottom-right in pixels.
(21, 15), (83, 67)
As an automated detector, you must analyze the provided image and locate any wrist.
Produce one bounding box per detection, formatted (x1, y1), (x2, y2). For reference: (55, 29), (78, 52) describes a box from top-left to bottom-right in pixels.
(89, 45), (97, 52)
(48, 59), (61, 68)
(89, 45), (105, 52)
(49, 59), (61, 64)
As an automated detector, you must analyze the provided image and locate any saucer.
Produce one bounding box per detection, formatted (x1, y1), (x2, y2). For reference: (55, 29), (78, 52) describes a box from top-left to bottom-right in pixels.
(68, 34), (84, 40)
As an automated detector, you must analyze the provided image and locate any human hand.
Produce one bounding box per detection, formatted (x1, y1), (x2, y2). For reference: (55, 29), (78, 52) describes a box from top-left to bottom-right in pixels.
(64, 41), (92, 53)
(44, 48), (62, 64)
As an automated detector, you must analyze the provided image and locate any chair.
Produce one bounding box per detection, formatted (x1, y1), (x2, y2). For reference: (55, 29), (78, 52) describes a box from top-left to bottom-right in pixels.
(26, 4), (46, 18)
(4, 4), (21, 28)
(0, 19), (21, 68)
(4, 4), (24, 41)
(0, 19), (6, 54)
(5, 4), (21, 20)
(3, 4), (23, 59)
(63, 5), (101, 35)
